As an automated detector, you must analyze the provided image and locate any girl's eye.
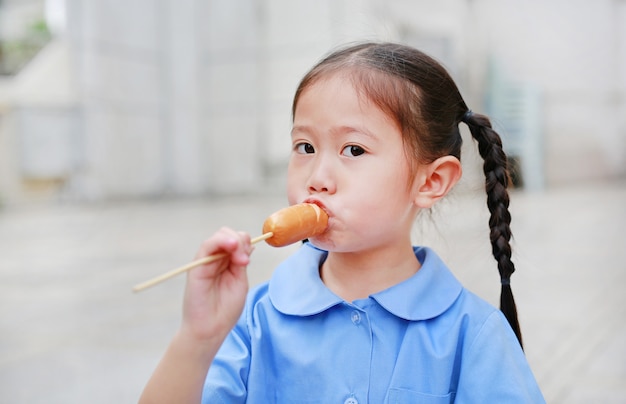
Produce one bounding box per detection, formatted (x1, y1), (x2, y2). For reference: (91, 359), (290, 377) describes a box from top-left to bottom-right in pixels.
(295, 143), (315, 154)
(341, 145), (365, 157)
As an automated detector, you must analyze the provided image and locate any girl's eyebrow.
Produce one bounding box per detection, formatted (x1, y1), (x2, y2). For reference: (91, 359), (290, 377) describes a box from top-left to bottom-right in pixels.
(290, 125), (310, 136)
(291, 124), (377, 139)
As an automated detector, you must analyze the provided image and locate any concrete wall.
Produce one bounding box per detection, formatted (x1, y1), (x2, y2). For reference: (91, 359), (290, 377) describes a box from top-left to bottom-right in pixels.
(66, 0), (180, 198)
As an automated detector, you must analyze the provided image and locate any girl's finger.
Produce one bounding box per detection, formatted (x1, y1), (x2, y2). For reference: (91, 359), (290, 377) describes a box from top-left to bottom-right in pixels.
(196, 228), (239, 257)
(192, 228), (252, 274)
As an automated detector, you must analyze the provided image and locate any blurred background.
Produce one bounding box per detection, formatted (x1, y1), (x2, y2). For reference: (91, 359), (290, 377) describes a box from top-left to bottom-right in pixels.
(0, 0), (625, 403)
(1, 0), (624, 202)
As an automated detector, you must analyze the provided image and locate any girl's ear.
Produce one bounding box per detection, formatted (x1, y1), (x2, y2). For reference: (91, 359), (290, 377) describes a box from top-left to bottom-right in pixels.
(412, 156), (462, 209)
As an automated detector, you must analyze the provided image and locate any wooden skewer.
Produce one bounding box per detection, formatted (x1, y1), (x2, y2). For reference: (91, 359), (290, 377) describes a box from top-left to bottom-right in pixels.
(132, 232), (273, 293)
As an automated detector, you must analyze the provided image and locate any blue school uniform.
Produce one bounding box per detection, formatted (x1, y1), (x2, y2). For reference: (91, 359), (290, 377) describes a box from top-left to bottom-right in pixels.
(202, 243), (545, 403)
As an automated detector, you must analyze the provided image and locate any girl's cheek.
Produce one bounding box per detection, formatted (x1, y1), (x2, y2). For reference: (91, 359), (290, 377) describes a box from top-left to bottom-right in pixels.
(286, 167), (308, 204)
(285, 180), (301, 205)
(287, 192), (299, 206)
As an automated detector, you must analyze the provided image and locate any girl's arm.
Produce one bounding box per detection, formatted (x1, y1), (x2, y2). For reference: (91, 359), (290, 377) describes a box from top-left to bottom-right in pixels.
(139, 228), (253, 404)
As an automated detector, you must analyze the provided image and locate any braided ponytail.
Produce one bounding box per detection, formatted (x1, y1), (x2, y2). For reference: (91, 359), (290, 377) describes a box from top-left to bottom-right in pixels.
(461, 110), (522, 347)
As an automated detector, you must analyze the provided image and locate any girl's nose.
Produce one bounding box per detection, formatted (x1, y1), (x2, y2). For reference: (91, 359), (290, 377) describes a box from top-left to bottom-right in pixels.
(306, 156), (336, 195)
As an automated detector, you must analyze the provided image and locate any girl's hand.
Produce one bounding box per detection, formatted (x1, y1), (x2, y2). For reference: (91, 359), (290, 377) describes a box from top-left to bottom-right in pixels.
(181, 227), (253, 343)
(138, 228), (252, 404)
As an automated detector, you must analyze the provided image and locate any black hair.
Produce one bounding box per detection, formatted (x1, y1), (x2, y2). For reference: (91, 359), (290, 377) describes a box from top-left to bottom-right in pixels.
(292, 42), (523, 347)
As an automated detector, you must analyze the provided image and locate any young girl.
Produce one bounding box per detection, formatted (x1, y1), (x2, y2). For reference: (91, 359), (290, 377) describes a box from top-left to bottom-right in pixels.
(140, 42), (545, 403)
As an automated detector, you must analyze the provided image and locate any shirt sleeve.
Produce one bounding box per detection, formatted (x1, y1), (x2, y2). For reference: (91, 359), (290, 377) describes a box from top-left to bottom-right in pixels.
(201, 308), (251, 404)
(454, 311), (546, 403)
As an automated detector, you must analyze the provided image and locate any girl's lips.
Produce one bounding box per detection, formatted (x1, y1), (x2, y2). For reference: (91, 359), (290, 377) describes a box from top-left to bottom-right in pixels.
(304, 198), (326, 210)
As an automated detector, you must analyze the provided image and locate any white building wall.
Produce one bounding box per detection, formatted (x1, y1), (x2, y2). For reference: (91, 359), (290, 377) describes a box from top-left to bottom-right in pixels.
(195, 0), (263, 194)
(64, 0), (163, 198)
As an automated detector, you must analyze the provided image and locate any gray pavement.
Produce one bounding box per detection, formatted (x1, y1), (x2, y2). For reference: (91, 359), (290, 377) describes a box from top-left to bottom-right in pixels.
(0, 181), (625, 403)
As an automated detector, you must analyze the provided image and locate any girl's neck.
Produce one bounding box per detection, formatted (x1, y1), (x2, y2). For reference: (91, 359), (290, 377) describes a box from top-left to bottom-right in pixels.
(320, 243), (421, 302)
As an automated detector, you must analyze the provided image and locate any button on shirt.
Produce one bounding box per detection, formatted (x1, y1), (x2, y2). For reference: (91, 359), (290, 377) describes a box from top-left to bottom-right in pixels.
(202, 244), (545, 403)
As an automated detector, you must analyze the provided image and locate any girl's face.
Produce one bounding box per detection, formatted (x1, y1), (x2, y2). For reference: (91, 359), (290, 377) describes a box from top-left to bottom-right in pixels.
(288, 74), (421, 253)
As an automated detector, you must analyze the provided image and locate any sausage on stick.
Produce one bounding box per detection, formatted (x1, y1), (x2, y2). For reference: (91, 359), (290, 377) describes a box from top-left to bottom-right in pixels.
(132, 203), (328, 292)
